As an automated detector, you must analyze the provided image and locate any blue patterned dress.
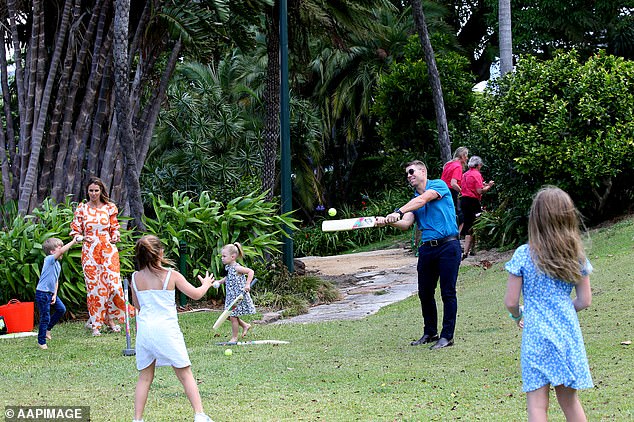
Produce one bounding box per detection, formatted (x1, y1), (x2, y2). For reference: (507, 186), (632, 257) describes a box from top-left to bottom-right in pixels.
(505, 244), (593, 393)
(224, 264), (256, 317)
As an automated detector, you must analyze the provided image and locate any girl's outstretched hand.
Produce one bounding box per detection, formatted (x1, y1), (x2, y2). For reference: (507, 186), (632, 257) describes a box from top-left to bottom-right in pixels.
(197, 271), (214, 287)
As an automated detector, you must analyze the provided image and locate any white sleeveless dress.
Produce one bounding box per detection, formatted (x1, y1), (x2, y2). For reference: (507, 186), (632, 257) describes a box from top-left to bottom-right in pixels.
(132, 270), (191, 371)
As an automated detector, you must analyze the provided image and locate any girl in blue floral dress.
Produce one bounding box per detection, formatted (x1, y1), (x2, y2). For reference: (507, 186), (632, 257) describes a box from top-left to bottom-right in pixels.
(504, 187), (593, 422)
(216, 242), (256, 343)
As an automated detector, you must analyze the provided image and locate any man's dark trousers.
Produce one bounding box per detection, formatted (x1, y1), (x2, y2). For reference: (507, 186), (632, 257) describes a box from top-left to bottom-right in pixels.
(416, 239), (462, 340)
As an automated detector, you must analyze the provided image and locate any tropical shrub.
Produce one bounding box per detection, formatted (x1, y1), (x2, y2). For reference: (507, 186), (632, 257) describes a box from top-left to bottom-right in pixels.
(144, 58), (324, 214)
(467, 50), (634, 248)
(143, 190), (298, 283)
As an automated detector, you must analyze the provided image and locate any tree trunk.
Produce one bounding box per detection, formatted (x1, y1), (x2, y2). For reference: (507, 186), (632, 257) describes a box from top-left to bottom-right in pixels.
(113, 0), (145, 231)
(68, 10), (113, 196)
(50, 0), (104, 202)
(38, 0), (81, 203)
(262, 4), (281, 201)
(499, 0), (513, 76)
(0, 28), (17, 201)
(410, 0), (452, 164)
(18, 0), (72, 213)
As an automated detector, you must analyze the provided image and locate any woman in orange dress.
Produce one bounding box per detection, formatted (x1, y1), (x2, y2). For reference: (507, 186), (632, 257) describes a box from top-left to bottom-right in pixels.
(70, 177), (127, 336)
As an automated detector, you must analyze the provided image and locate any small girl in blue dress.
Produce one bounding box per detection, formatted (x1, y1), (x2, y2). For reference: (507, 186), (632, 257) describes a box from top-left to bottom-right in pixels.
(216, 242), (256, 343)
(504, 186), (593, 422)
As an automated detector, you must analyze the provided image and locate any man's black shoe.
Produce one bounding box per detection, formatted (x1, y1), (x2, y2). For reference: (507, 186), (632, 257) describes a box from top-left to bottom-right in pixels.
(430, 337), (454, 350)
(410, 334), (439, 346)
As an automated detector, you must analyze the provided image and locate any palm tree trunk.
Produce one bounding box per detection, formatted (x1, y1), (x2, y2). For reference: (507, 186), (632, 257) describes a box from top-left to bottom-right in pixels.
(18, 0), (72, 213)
(90, 53), (114, 180)
(0, 28), (18, 201)
(67, 10), (113, 196)
(499, 0), (513, 76)
(410, 0), (452, 164)
(113, 0), (145, 231)
(262, 5), (281, 201)
(50, 0), (104, 202)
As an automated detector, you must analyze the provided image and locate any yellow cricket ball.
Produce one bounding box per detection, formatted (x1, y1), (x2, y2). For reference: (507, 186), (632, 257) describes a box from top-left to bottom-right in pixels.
(224, 348), (232, 356)
(328, 208), (337, 217)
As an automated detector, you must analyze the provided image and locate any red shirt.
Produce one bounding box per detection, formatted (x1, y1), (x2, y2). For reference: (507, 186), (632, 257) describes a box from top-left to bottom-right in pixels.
(461, 168), (484, 200)
(441, 160), (463, 190)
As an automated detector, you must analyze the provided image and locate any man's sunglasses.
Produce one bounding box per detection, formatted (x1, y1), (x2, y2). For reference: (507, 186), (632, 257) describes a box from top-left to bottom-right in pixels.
(406, 168), (416, 175)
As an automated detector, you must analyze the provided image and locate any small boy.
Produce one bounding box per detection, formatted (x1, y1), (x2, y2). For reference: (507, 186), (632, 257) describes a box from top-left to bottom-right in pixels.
(35, 236), (80, 349)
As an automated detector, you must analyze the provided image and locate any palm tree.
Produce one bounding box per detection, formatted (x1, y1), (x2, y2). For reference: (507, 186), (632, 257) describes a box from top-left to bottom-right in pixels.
(145, 59), (262, 202)
(499, 0), (513, 76)
(310, 7), (411, 145)
(113, 0), (145, 230)
(410, 0), (451, 163)
(147, 49), (324, 214)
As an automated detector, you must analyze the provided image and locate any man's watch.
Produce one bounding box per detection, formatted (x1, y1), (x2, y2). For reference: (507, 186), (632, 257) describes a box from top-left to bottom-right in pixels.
(394, 208), (404, 219)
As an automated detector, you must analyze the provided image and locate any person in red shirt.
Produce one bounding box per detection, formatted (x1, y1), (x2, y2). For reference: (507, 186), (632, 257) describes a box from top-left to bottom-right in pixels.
(460, 156), (494, 259)
(441, 147), (469, 231)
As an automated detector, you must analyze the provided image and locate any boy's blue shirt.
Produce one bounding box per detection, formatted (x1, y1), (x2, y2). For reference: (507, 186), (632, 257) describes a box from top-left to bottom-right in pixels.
(36, 254), (61, 293)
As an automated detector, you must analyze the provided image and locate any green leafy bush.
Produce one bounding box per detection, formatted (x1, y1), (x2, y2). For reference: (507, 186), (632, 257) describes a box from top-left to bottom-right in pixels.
(467, 50), (634, 248)
(372, 35), (476, 162)
(143, 190), (298, 287)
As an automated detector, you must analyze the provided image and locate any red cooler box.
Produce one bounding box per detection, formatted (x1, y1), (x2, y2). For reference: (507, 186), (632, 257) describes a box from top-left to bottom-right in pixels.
(0, 299), (35, 333)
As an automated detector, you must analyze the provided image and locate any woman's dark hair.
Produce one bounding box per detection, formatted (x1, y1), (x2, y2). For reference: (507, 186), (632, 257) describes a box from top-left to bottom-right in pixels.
(85, 177), (110, 204)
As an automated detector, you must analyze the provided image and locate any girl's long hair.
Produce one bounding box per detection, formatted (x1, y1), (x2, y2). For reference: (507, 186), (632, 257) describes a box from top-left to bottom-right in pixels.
(135, 235), (174, 272)
(528, 186), (586, 284)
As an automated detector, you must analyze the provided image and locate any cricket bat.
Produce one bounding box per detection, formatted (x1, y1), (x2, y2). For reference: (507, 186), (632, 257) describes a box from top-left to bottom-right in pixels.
(216, 340), (289, 346)
(321, 216), (377, 232)
(212, 278), (257, 330)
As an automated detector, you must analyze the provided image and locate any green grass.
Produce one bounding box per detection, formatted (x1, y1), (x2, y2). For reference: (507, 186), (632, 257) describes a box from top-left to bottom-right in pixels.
(1, 218), (633, 421)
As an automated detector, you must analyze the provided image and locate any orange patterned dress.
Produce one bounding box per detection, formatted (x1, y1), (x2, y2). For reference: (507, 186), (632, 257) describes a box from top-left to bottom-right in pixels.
(70, 202), (127, 329)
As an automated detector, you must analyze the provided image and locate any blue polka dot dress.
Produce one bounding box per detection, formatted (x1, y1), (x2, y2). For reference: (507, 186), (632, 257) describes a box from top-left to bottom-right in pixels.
(505, 244), (593, 393)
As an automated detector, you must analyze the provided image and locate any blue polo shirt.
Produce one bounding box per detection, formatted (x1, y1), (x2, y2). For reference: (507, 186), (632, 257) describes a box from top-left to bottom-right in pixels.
(36, 254), (61, 293)
(411, 179), (459, 242)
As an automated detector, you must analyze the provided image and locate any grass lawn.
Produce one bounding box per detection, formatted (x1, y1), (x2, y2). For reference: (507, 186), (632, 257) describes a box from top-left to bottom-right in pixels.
(1, 218), (633, 421)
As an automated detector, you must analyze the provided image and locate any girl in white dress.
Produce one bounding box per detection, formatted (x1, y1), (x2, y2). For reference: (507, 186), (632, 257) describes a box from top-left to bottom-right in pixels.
(131, 235), (215, 422)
